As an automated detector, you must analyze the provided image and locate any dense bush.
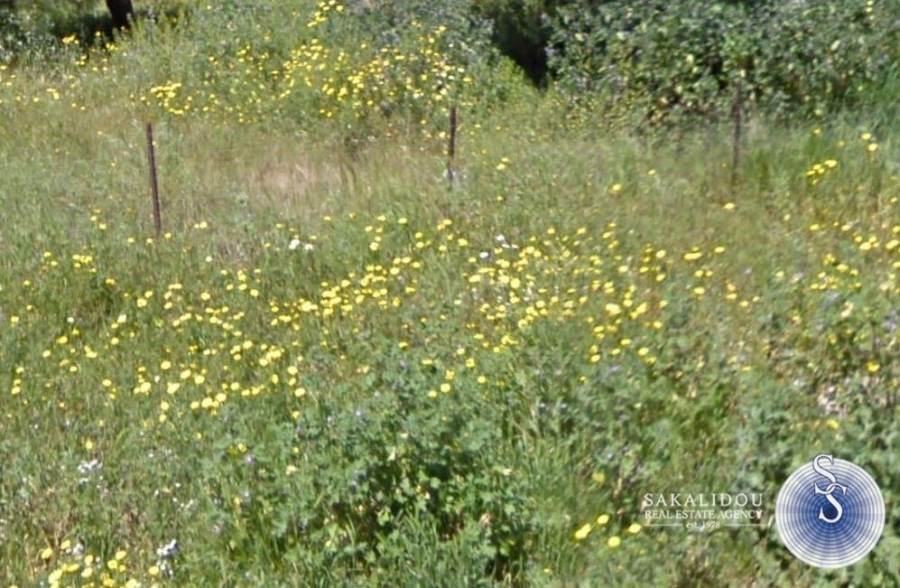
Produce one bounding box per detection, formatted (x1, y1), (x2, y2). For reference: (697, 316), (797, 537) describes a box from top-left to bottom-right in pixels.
(548, 0), (900, 127)
(0, 3), (58, 62)
(0, 5), (22, 62)
(3, 0), (899, 128)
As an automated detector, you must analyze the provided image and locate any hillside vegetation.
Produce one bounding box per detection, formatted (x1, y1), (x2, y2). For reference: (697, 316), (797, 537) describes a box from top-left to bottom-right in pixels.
(0, 0), (897, 585)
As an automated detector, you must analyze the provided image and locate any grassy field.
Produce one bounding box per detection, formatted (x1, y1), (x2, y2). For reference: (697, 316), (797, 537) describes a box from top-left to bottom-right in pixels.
(0, 1), (898, 586)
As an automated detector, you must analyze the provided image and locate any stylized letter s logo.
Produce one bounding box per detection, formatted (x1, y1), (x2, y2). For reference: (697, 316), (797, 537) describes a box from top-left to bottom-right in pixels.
(777, 454), (885, 568)
(813, 454), (847, 524)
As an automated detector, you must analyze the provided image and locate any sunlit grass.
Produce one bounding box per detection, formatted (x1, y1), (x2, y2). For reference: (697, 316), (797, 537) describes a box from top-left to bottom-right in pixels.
(0, 1), (897, 586)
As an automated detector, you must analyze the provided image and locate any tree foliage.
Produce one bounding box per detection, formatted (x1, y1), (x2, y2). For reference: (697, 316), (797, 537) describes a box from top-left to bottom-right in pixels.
(547, 0), (900, 126)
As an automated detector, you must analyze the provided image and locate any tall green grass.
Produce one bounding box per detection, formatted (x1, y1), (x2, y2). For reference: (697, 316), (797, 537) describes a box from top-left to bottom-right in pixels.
(0, 1), (897, 586)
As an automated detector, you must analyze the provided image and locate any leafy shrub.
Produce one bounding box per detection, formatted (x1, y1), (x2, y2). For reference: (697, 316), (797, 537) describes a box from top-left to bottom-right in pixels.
(0, 5), (23, 63)
(0, 3), (58, 62)
(548, 0), (900, 127)
(203, 351), (537, 581)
